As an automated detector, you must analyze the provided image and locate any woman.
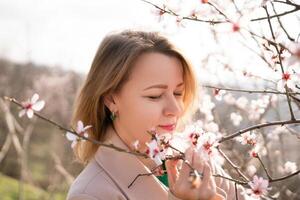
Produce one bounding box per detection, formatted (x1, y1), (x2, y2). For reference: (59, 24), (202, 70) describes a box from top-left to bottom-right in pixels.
(67, 30), (249, 200)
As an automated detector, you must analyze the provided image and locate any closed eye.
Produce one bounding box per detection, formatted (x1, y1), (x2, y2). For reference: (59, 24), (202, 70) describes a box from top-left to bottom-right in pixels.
(148, 92), (182, 100)
(174, 92), (183, 96)
(148, 95), (162, 99)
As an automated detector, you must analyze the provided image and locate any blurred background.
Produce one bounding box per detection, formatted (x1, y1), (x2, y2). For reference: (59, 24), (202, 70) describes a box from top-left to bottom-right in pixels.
(0, 0), (300, 199)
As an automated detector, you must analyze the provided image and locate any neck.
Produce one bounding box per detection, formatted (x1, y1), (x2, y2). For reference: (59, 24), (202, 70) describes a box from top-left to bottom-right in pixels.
(109, 125), (157, 170)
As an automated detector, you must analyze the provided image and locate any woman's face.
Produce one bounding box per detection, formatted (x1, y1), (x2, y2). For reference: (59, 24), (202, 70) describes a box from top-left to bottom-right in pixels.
(111, 52), (185, 150)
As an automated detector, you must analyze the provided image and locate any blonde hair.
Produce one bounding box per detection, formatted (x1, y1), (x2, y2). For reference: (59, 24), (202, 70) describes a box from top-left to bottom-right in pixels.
(71, 30), (198, 164)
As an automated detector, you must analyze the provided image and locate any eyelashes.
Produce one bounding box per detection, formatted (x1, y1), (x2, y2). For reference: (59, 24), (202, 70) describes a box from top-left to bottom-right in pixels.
(147, 93), (183, 100)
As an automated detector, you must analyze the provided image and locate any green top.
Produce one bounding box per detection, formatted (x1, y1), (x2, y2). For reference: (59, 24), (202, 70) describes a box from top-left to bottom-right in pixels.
(156, 160), (169, 187)
(156, 173), (169, 187)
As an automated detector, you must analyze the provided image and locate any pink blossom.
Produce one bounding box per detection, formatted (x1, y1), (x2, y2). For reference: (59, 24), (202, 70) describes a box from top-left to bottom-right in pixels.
(153, 166), (165, 176)
(132, 140), (140, 151)
(189, 9), (199, 19)
(151, 4), (167, 22)
(18, 93), (45, 118)
(66, 120), (92, 148)
(157, 133), (172, 149)
(276, 68), (297, 92)
(249, 147), (259, 158)
(232, 22), (240, 32)
(247, 175), (271, 198)
(236, 131), (257, 146)
(286, 42), (300, 66)
(213, 88), (226, 101)
(175, 16), (185, 28)
(196, 132), (220, 160)
(181, 122), (204, 147)
(189, 132), (201, 146)
(145, 139), (165, 166)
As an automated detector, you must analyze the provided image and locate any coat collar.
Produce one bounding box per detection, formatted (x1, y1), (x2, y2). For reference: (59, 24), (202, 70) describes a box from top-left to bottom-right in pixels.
(94, 127), (168, 200)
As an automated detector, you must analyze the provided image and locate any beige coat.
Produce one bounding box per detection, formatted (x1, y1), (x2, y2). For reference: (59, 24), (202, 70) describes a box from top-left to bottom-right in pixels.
(67, 130), (251, 200)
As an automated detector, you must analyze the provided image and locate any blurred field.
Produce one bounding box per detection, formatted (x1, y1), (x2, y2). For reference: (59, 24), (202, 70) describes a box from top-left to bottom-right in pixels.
(0, 58), (299, 199)
(0, 59), (84, 199)
(0, 172), (66, 200)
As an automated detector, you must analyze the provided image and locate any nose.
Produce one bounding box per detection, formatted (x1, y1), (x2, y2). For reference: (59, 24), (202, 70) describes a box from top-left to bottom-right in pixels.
(163, 94), (184, 117)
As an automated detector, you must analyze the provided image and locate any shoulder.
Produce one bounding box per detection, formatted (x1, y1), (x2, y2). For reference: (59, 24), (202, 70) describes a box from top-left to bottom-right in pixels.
(67, 159), (126, 200)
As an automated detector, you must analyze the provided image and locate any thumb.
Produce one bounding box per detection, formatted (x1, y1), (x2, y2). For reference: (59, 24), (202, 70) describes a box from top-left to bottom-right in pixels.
(165, 159), (179, 189)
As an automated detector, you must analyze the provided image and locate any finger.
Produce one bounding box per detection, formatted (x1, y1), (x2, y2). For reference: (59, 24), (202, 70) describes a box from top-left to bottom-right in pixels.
(177, 147), (194, 183)
(201, 162), (215, 188)
(184, 146), (194, 164)
(192, 151), (205, 172)
(165, 159), (179, 188)
(177, 159), (192, 184)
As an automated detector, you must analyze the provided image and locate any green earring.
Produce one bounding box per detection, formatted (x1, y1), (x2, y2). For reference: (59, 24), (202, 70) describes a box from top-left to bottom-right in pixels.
(110, 111), (116, 121)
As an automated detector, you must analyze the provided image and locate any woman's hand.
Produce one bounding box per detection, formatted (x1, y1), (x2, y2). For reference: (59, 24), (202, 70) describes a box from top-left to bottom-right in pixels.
(165, 147), (222, 200)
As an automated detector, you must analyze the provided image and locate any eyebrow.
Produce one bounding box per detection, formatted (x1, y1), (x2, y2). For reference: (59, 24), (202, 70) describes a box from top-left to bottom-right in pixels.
(143, 82), (184, 91)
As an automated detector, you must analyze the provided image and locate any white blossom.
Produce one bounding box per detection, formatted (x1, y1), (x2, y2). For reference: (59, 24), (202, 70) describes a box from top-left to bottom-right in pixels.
(236, 131), (257, 146)
(247, 175), (271, 198)
(284, 161), (297, 174)
(247, 165), (257, 177)
(19, 93), (45, 118)
(230, 112), (243, 126)
(145, 139), (165, 166)
(236, 96), (248, 109)
(224, 93), (236, 105)
(213, 89), (226, 101)
(286, 42), (300, 66)
(66, 120), (92, 148)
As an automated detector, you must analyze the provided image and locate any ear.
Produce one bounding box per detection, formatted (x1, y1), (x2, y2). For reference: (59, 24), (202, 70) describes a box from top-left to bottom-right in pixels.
(103, 94), (118, 112)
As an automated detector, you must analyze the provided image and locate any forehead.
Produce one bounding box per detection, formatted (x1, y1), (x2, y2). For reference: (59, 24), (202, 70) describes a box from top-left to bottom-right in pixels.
(126, 52), (184, 89)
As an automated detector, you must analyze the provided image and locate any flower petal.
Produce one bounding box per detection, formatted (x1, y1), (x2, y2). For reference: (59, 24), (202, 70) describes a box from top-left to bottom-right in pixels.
(83, 125), (92, 131)
(153, 155), (163, 166)
(32, 100), (45, 111)
(77, 120), (84, 132)
(31, 93), (39, 103)
(66, 132), (77, 141)
(27, 109), (34, 118)
(18, 109), (26, 117)
(277, 80), (285, 92)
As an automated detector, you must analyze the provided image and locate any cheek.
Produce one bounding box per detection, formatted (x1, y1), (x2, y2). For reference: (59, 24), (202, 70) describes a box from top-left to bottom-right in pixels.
(119, 98), (162, 136)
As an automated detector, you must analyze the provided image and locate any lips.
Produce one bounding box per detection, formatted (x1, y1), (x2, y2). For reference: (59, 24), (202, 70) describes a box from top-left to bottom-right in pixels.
(158, 124), (176, 131)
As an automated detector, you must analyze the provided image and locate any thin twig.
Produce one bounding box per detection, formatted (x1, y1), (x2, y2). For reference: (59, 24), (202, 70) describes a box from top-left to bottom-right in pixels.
(251, 7), (299, 22)
(271, 2), (295, 41)
(213, 174), (248, 185)
(217, 147), (249, 182)
(256, 155), (273, 180)
(220, 119), (300, 142)
(203, 85), (300, 95)
(4, 96), (149, 159)
(128, 172), (155, 188)
(270, 169), (300, 182)
(263, 5), (295, 120)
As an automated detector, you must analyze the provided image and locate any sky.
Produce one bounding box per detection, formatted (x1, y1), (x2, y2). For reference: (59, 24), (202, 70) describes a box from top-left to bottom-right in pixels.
(0, 0), (160, 74)
(0, 0), (205, 74)
(0, 0), (299, 87)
